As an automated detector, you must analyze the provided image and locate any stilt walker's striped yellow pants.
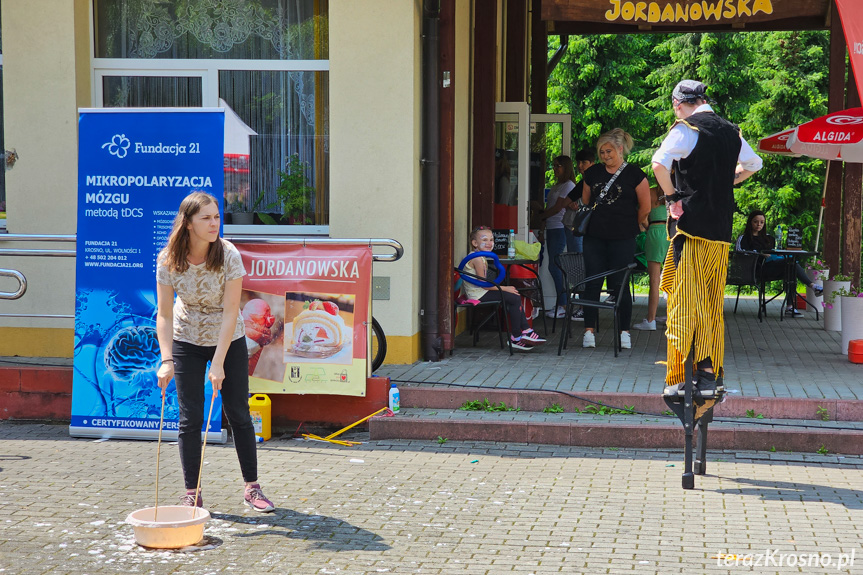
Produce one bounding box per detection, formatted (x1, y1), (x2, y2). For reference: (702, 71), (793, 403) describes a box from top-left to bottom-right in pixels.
(659, 233), (729, 386)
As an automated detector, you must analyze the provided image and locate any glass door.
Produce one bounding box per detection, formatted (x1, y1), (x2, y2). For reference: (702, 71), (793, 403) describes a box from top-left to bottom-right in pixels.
(494, 102), (529, 239)
(493, 105), (572, 240)
(528, 113), (571, 231)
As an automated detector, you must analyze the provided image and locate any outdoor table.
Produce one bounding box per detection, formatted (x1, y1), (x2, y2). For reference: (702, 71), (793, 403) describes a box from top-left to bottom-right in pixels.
(760, 249), (819, 321)
(498, 257), (536, 276)
(498, 257), (541, 289)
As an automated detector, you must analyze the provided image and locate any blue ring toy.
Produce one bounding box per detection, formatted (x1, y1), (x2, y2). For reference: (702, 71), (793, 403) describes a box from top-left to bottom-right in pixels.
(457, 251), (505, 288)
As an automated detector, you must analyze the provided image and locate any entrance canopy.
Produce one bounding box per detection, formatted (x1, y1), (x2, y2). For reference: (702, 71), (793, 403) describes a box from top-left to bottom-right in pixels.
(541, 0), (863, 100)
(543, 0), (830, 34)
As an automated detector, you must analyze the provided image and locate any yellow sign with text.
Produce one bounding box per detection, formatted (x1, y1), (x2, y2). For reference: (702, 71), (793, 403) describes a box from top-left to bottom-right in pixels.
(604, 0), (773, 23)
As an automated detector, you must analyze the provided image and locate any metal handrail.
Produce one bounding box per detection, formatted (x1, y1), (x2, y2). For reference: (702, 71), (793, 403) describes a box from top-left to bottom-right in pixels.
(0, 233), (402, 319)
(0, 234), (77, 242)
(224, 235), (404, 262)
(0, 269), (26, 300)
(0, 234), (77, 257)
(0, 233), (402, 261)
(0, 235), (76, 316)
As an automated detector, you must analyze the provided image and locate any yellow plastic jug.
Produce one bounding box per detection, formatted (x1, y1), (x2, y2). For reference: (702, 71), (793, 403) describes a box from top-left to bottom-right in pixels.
(248, 394), (272, 441)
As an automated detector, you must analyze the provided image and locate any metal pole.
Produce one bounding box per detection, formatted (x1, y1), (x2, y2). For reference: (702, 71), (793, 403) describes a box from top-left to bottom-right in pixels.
(814, 161), (831, 253)
(421, 0), (443, 361)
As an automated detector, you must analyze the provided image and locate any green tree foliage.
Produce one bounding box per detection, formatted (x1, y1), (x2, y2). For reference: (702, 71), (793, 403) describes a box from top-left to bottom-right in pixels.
(547, 30), (830, 247)
(547, 34), (658, 161)
(734, 31), (829, 246)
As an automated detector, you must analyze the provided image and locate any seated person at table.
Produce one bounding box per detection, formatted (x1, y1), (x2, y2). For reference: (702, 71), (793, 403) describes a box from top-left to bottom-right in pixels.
(461, 226), (546, 351)
(735, 210), (823, 317)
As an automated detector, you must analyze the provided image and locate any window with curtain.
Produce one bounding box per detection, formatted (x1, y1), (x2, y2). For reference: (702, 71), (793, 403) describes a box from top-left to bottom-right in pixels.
(94, 0), (328, 60)
(93, 0), (329, 227)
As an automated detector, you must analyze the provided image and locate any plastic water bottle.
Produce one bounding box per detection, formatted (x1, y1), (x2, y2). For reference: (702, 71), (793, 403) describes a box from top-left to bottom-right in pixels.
(507, 229), (516, 258)
(774, 225), (783, 249)
(388, 383), (400, 413)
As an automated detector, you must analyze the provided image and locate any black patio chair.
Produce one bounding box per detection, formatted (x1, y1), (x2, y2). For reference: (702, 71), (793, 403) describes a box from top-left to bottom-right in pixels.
(555, 252), (637, 357)
(726, 250), (782, 322)
(453, 267), (513, 356)
(630, 251), (648, 303)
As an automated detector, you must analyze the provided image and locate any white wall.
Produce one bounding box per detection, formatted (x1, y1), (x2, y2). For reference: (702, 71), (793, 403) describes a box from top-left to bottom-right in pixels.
(329, 0), (422, 343)
(0, 0), (430, 357)
(0, 0), (80, 327)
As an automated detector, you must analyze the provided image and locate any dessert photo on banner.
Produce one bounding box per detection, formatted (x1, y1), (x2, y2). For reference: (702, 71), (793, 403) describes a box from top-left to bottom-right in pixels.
(240, 291), (285, 383)
(283, 291), (354, 365)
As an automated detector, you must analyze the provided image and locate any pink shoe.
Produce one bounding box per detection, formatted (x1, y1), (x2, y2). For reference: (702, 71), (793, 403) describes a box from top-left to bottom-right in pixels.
(179, 489), (203, 507)
(521, 330), (546, 345)
(244, 483), (275, 513)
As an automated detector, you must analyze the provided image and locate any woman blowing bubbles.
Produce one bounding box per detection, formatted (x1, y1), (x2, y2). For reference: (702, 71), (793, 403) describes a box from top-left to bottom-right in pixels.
(155, 191), (275, 512)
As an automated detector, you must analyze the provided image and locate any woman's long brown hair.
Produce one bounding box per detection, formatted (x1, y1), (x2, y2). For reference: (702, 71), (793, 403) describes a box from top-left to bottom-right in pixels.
(162, 192), (224, 273)
(744, 209), (768, 238)
(553, 155), (577, 185)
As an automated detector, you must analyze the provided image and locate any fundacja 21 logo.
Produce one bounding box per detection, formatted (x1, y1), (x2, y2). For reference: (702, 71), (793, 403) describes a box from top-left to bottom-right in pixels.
(102, 134), (131, 158)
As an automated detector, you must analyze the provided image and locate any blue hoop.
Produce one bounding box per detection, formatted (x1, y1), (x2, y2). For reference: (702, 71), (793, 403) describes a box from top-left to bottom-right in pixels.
(457, 251), (505, 288)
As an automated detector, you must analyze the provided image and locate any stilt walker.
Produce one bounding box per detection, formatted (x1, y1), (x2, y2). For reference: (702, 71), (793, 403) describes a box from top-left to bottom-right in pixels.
(651, 80), (763, 489)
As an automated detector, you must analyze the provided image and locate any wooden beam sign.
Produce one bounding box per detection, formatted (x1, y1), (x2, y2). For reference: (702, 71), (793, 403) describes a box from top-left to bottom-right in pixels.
(542, 0), (828, 28)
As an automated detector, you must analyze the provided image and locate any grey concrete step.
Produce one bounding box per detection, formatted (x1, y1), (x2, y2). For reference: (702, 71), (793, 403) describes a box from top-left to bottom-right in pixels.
(370, 406), (863, 455)
(396, 384), (863, 421)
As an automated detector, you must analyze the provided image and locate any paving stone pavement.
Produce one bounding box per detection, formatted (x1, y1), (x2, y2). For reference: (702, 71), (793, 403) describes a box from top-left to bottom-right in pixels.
(2, 422), (862, 574)
(379, 298), (863, 400)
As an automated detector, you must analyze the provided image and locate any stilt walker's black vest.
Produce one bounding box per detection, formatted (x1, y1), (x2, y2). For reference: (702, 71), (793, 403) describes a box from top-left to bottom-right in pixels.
(672, 112), (742, 243)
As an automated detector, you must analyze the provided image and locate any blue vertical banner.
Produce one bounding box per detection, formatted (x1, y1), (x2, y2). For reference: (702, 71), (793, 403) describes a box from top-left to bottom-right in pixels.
(71, 109), (226, 441)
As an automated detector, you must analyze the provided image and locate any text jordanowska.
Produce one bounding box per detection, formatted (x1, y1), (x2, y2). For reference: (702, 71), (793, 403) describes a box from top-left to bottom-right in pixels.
(604, 0), (774, 23)
(247, 258), (361, 279)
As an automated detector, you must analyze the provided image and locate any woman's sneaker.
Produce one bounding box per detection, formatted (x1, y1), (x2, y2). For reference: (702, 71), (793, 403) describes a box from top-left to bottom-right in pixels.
(244, 484), (275, 512)
(510, 336), (533, 351)
(632, 319), (656, 331)
(521, 330), (546, 345)
(571, 309), (584, 321)
(619, 331), (631, 349)
(813, 284), (824, 297)
(545, 306), (567, 319)
(180, 489), (203, 507)
(785, 307), (804, 318)
(582, 331), (596, 348)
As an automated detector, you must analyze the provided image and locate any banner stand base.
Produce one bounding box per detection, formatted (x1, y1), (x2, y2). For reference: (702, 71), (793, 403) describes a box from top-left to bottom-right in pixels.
(69, 427), (228, 444)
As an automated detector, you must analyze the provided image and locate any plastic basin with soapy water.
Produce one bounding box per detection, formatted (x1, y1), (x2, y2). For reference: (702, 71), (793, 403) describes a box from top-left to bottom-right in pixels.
(126, 505), (210, 549)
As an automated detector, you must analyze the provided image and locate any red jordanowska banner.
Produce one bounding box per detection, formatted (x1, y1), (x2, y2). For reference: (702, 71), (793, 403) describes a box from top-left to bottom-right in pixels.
(236, 243), (373, 397)
(835, 0), (863, 103)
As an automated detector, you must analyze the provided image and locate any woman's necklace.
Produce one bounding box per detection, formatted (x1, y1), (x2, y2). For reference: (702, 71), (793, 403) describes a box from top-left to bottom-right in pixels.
(594, 165), (625, 206)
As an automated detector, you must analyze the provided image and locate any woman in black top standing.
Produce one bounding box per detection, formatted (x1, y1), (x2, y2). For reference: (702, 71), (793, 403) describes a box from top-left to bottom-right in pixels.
(579, 128), (651, 349)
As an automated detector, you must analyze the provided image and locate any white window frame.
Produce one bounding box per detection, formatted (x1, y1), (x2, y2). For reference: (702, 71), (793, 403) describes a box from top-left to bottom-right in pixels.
(89, 1), (331, 236)
(494, 102), (530, 239)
